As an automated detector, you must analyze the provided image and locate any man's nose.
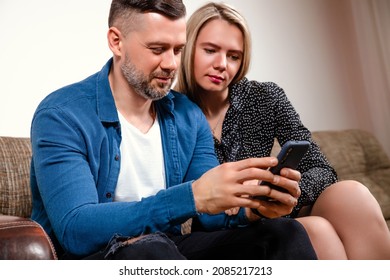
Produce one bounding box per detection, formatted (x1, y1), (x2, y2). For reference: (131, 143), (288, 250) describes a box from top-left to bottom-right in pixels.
(160, 50), (178, 71)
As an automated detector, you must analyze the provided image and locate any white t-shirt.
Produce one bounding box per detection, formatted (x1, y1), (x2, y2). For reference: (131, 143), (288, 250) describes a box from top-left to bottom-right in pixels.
(114, 112), (166, 202)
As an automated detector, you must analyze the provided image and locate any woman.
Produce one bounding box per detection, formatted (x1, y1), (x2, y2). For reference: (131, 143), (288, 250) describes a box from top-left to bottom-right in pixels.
(176, 2), (390, 259)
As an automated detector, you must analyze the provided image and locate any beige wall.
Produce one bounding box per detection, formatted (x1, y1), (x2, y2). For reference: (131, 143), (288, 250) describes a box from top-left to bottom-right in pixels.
(0, 0), (388, 155)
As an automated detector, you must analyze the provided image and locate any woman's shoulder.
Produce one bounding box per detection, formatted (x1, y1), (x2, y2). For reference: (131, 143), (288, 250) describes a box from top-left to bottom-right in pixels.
(231, 78), (286, 102)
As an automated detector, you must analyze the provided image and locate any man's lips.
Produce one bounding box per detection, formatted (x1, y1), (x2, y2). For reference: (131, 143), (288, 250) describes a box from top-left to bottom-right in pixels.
(154, 76), (173, 83)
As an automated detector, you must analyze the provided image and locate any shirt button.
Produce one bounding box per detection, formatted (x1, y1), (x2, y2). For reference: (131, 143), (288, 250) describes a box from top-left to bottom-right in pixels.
(115, 154), (120, 161)
(106, 193), (112, 198)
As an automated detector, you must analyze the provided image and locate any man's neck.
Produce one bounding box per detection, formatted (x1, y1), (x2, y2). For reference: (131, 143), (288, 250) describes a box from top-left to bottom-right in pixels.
(109, 67), (155, 134)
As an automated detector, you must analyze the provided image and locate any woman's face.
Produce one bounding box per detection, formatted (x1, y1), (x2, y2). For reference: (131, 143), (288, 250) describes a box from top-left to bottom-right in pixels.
(193, 19), (244, 95)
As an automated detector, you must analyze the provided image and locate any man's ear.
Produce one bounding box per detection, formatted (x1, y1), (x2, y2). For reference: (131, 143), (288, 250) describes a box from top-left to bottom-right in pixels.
(107, 27), (122, 57)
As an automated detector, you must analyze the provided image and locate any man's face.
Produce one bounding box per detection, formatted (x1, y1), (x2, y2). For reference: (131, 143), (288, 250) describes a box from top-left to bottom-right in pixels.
(120, 13), (186, 100)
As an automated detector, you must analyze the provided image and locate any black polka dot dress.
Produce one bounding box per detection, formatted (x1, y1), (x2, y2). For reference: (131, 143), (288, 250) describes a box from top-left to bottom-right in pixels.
(214, 77), (338, 218)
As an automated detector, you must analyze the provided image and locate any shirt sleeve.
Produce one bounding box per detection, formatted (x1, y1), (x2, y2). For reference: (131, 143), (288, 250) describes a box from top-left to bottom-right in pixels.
(31, 106), (198, 257)
(181, 106), (251, 230)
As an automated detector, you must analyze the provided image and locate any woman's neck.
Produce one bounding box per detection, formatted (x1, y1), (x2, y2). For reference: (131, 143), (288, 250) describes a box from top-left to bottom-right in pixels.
(198, 89), (230, 141)
(199, 89), (229, 118)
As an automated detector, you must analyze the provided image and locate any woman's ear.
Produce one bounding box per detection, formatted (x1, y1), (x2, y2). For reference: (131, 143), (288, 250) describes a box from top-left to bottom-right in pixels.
(107, 27), (122, 57)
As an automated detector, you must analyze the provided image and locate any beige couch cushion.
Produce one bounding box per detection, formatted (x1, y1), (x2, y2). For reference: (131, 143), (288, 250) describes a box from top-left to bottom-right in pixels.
(0, 137), (32, 217)
(312, 129), (390, 220)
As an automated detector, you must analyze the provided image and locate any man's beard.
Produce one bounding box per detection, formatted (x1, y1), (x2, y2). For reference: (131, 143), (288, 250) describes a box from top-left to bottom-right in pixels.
(121, 54), (175, 101)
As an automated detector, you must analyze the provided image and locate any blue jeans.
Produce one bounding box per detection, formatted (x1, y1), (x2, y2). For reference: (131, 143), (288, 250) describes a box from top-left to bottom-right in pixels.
(82, 232), (185, 260)
(78, 217), (316, 260)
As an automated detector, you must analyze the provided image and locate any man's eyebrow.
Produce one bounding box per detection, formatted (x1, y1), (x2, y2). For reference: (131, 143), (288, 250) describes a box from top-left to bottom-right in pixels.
(145, 41), (168, 46)
(145, 42), (186, 49)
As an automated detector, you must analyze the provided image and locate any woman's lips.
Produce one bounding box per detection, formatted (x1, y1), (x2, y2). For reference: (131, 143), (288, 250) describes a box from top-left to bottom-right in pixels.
(208, 75), (224, 84)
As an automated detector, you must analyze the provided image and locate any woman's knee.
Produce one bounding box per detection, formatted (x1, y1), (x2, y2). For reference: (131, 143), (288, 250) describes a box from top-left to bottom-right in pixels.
(313, 180), (374, 211)
(312, 180), (385, 229)
(324, 180), (370, 198)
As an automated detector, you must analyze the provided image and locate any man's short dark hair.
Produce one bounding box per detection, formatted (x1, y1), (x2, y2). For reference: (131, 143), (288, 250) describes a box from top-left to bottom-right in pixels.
(109, 0), (186, 28)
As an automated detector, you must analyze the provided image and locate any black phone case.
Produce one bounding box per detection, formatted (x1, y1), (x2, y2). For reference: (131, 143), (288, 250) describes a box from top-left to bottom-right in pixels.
(255, 140), (310, 201)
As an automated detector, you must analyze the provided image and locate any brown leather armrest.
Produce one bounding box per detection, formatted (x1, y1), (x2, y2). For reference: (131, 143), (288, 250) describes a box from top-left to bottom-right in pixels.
(0, 215), (57, 260)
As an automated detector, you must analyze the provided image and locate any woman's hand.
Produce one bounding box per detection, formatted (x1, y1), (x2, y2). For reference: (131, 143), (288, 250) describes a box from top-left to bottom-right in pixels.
(246, 168), (301, 221)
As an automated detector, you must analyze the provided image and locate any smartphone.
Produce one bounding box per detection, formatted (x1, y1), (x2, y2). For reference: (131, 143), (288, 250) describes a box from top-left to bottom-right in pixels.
(254, 140), (310, 201)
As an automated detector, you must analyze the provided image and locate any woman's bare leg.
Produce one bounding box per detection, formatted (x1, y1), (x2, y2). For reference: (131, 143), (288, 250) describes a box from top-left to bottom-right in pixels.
(296, 216), (347, 259)
(310, 180), (390, 259)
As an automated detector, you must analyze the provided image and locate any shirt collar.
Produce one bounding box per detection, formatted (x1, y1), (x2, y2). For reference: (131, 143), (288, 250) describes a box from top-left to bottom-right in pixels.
(229, 77), (249, 112)
(96, 58), (118, 124)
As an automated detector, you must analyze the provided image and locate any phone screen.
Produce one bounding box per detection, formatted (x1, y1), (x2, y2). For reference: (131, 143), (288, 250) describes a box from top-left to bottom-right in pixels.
(255, 140), (310, 201)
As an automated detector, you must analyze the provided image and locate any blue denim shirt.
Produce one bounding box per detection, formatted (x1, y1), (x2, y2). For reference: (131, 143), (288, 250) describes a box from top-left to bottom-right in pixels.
(30, 59), (249, 257)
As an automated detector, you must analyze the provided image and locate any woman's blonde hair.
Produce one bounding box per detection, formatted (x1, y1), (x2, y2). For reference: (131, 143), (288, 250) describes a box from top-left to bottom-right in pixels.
(175, 2), (251, 105)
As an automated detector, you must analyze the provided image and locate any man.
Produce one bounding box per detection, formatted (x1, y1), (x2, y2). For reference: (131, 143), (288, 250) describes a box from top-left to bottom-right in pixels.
(30, 0), (316, 259)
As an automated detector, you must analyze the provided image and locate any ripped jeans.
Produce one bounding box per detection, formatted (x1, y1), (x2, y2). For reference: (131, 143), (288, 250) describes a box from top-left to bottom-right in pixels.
(81, 217), (317, 260)
(83, 232), (186, 260)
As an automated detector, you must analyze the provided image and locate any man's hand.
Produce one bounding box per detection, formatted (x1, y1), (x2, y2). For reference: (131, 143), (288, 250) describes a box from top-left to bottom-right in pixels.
(191, 157), (279, 214)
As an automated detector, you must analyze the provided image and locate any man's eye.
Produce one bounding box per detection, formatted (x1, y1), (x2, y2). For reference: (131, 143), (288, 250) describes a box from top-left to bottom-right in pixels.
(150, 48), (164, 54)
(174, 47), (184, 55)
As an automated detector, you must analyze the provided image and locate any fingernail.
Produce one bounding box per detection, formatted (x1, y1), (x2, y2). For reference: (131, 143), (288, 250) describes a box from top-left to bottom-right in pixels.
(291, 198), (297, 206)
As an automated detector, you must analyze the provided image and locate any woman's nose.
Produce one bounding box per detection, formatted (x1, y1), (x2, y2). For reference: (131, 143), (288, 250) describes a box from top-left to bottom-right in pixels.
(213, 54), (227, 70)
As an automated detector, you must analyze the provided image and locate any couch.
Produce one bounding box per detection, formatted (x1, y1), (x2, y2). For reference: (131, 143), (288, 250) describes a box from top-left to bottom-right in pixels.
(1, 129), (389, 259)
(0, 136), (57, 259)
(271, 129), (390, 230)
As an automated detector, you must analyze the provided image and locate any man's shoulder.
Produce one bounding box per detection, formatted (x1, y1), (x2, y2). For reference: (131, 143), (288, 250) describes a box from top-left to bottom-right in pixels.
(36, 72), (99, 111)
(36, 59), (112, 111)
(166, 90), (201, 109)
(169, 89), (191, 101)
(158, 90), (205, 123)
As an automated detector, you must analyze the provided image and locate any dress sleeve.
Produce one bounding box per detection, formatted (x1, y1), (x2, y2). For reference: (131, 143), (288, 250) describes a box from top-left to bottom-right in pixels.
(269, 83), (338, 217)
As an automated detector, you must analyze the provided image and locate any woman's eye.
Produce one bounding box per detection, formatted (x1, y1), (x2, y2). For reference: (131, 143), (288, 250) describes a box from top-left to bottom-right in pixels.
(204, 48), (215, 54)
(228, 53), (241, 61)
